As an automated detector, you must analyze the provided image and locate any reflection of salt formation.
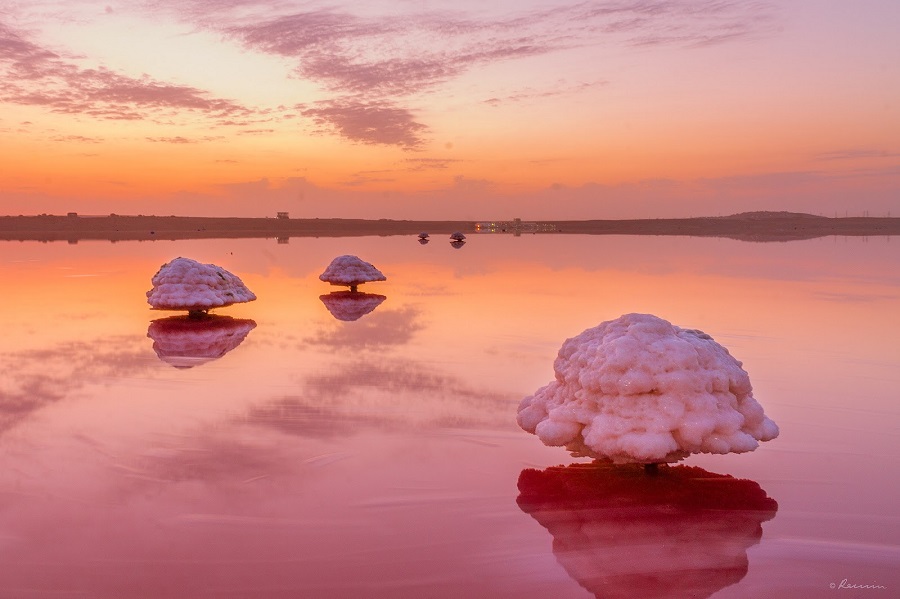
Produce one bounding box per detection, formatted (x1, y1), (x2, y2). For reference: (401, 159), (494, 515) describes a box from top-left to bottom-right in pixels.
(319, 291), (386, 321)
(147, 315), (257, 369)
(517, 462), (777, 599)
(450, 240), (466, 249)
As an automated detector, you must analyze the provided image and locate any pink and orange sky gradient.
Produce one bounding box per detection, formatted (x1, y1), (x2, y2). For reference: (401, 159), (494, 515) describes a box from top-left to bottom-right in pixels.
(1, 0), (898, 219)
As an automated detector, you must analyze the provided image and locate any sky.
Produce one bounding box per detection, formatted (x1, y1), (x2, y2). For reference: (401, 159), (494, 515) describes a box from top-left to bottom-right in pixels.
(1, 0), (898, 219)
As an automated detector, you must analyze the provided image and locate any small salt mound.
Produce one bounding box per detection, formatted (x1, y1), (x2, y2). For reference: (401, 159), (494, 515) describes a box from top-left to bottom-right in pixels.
(517, 313), (779, 464)
(319, 255), (386, 288)
(146, 257), (256, 312)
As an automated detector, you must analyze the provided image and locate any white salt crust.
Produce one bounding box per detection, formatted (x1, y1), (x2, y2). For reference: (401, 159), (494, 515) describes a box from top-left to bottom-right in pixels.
(146, 257), (256, 311)
(517, 313), (779, 463)
(319, 255), (386, 288)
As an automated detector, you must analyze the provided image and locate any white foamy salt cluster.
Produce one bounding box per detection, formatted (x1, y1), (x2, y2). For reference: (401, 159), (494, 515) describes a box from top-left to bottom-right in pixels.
(146, 257), (256, 312)
(517, 313), (779, 464)
(319, 255), (386, 289)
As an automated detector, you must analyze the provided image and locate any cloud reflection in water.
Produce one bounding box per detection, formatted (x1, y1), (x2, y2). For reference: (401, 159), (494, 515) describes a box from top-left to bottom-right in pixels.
(306, 305), (424, 349)
(0, 338), (151, 434)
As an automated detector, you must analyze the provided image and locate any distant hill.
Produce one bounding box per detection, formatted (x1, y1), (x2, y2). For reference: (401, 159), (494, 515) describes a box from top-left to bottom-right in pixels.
(720, 211), (827, 220)
(0, 213), (898, 243)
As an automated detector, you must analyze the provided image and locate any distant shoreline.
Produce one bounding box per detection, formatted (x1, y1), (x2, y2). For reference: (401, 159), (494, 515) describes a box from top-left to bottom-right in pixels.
(1, 212), (898, 243)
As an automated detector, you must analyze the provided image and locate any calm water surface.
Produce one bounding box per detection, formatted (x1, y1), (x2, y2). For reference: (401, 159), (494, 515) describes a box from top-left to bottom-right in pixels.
(1, 234), (898, 598)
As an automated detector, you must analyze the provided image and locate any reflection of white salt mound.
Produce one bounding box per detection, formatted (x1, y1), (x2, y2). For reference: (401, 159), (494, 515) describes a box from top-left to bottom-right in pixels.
(450, 240), (465, 249)
(319, 255), (386, 291)
(319, 291), (386, 321)
(146, 257), (256, 312)
(147, 315), (257, 368)
(518, 313), (779, 464)
(517, 463), (778, 599)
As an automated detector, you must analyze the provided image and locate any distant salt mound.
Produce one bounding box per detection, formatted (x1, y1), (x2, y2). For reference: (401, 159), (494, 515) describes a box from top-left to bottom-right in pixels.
(147, 257), (256, 313)
(517, 313), (779, 464)
(319, 255), (386, 291)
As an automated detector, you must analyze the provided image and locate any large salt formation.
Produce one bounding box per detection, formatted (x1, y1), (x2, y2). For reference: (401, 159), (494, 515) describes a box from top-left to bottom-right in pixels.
(146, 257), (256, 314)
(319, 255), (386, 293)
(517, 313), (779, 464)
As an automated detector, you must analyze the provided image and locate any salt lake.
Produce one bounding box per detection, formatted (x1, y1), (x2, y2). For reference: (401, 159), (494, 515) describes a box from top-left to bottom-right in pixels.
(1, 232), (898, 598)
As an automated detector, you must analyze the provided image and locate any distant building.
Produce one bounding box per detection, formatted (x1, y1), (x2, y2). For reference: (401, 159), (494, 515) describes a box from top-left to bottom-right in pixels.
(276, 212), (289, 219)
(67, 212), (78, 217)
(474, 218), (557, 234)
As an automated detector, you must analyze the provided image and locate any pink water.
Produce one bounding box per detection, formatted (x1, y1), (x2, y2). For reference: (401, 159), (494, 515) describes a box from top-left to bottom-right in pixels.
(1, 234), (897, 598)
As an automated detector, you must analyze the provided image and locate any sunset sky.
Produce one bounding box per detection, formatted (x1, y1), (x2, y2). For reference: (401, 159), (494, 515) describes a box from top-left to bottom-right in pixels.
(1, 0), (898, 219)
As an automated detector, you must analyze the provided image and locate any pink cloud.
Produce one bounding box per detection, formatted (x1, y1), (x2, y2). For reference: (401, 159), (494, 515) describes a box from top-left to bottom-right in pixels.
(145, 135), (224, 143)
(340, 171), (397, 187)
(213, 2), (775, 147)
(299, 99), (427, 149)
(228, 9), (561, 97)
(225, 2), (775, 95)
(0, 20), (257, 123)
(815, 149), (900, 161)
(484, 80), (609, 106)
(579, 0), (776, 47)
(49, 134), (103, 143)
(403, 158), (462, 171)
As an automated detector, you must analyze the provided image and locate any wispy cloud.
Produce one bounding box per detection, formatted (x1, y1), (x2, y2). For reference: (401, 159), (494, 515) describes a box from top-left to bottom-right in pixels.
(217, 2), (774, 146)
(484, 80), (609, 106)
(340, 171), (396, 187)
(145, 135), (224, 143)
(2, 1), (778, 149)
(0, 19), (257, 124)
(815, 148), (900, 161)
(576, 0), (775, 47)
(49, 134), (103, 143)
(299, 99), (427, 149)
(237, 128), (276, 135)
(403, 157), (462, 171)
(228, 8), (564, 97)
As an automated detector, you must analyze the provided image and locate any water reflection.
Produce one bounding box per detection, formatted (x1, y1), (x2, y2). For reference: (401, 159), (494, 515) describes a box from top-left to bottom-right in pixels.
(147, 314), (257, 368)
(305, 305), (422, 349)
(517, 462), (778, 599)
(247, 356), (515, 434)
(450, 240), (466, 249)
(0, 338), (151, 435)
(0, 234), (896, 598)
(319, 291), (387, 321)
